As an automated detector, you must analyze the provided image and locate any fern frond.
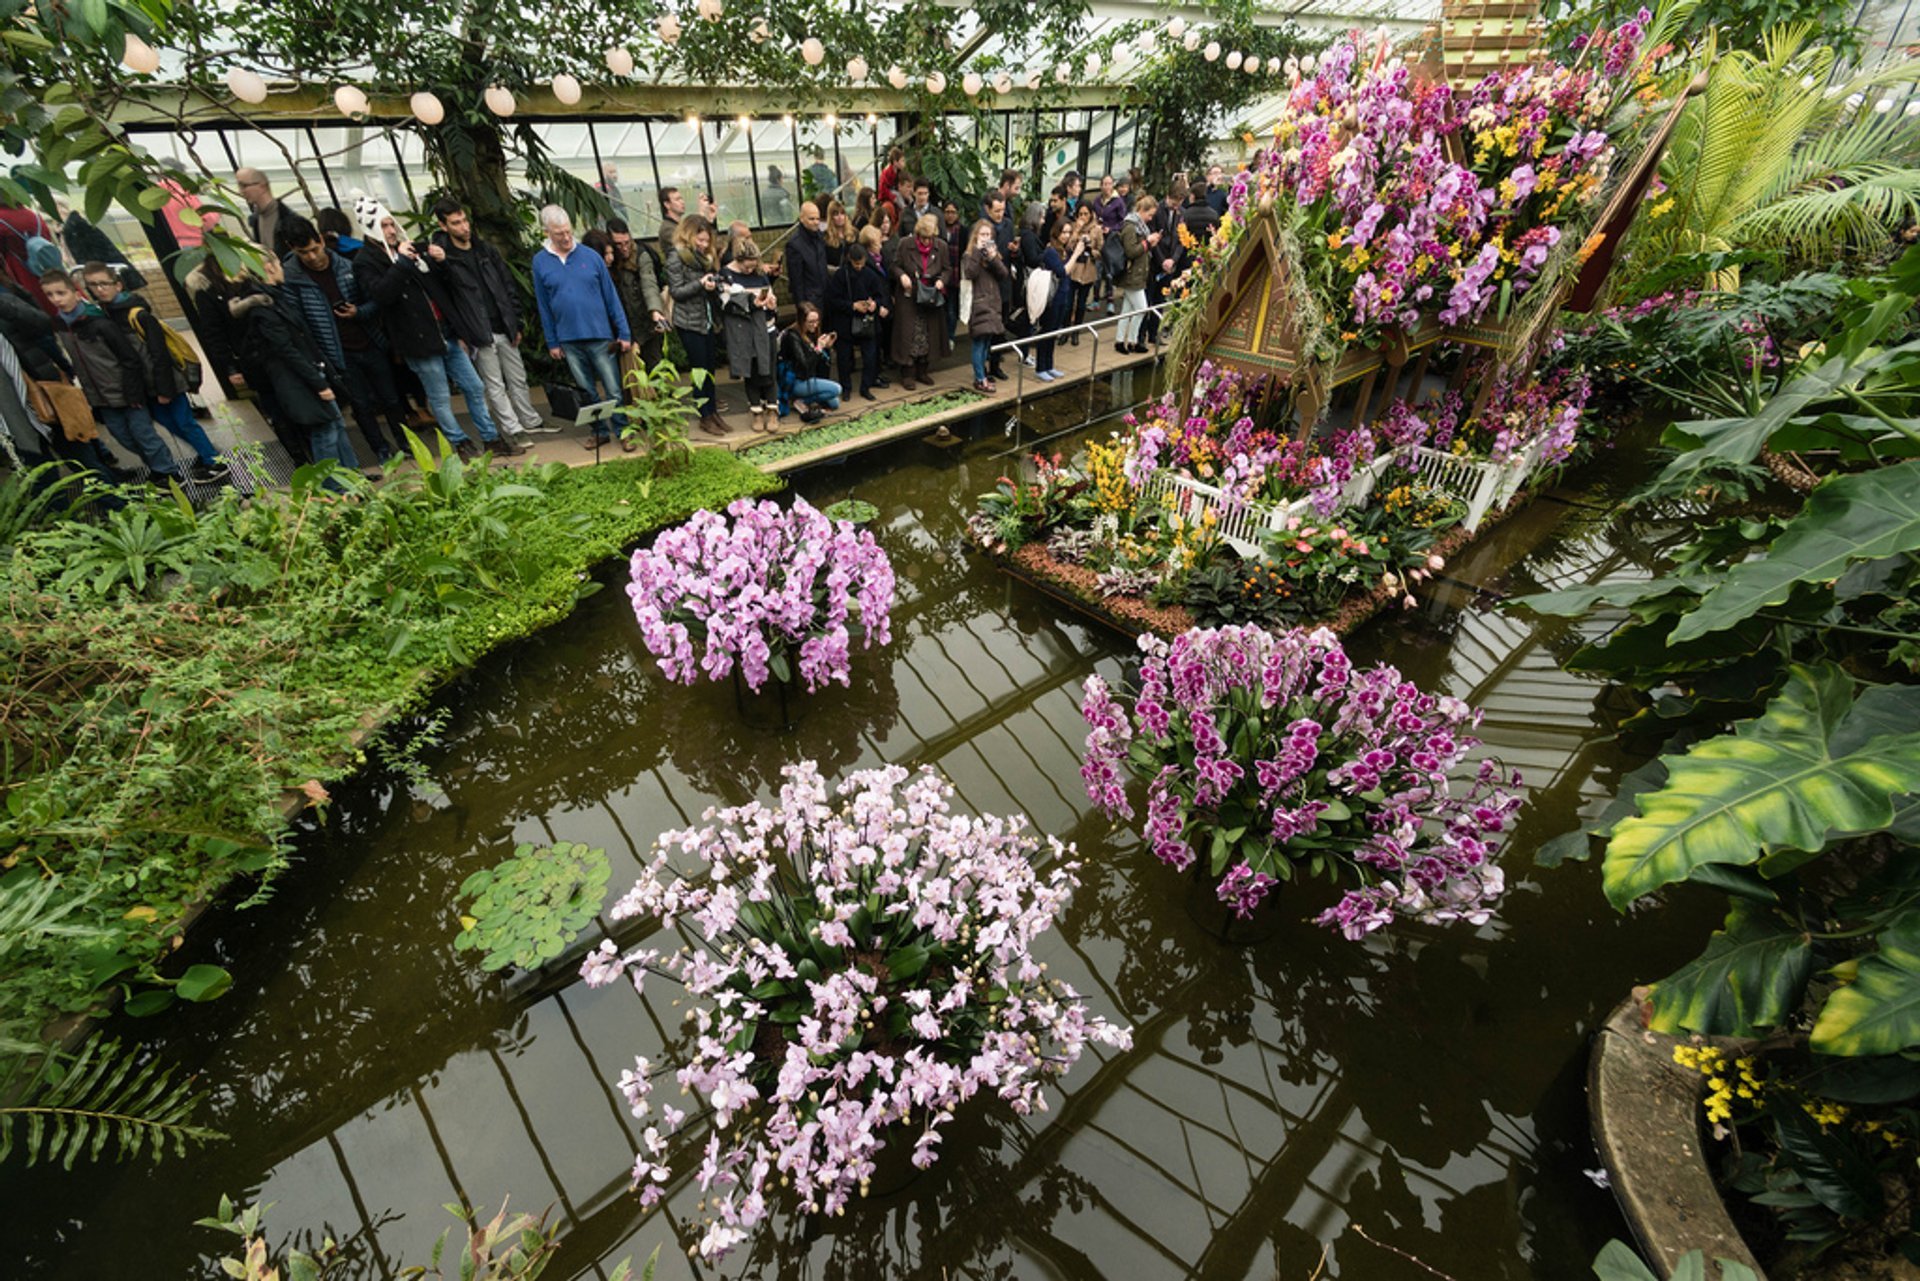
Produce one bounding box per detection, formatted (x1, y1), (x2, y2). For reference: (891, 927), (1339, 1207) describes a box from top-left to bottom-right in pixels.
(0, 1036), (224, 1169)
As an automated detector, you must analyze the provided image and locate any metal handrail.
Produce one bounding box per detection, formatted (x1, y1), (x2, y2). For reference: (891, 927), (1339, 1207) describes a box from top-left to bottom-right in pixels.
(983, 300), (1172, 407)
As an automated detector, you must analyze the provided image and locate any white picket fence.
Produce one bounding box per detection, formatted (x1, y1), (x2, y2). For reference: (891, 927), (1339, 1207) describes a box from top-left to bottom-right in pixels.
(1136, 440), (1540, 558)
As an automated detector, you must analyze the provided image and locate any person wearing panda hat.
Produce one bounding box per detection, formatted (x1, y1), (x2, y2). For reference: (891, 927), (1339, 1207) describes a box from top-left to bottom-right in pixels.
(348, 192), (519, 460)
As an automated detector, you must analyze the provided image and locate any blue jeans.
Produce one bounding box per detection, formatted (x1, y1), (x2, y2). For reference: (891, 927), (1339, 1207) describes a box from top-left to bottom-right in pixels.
(310, 405), (361, 471)
(789, 376), (841, 409)
(98, 404), (182, 478)
(405, 338), (499, 444)
(971, 337), (992, 384)
(560, 339), (626, 441)
(148, 396), (220, 466)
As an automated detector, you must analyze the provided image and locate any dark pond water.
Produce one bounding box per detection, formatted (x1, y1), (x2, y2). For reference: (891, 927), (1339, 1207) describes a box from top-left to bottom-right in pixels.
(10, 374), (1719, 1279)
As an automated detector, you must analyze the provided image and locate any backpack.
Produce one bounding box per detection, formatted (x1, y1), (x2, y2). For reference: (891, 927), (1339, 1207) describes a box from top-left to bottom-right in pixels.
(128, 305), (204, 391)
(1101, 230), (1127, 281)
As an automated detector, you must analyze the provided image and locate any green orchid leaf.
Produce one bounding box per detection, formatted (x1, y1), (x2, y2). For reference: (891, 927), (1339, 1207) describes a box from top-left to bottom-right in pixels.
(1671, 460), (1920, 642)
(1603, 664), (1920, 908)
(1648, 902), (1811, 1037)
(1812, 912), (1920, 1057)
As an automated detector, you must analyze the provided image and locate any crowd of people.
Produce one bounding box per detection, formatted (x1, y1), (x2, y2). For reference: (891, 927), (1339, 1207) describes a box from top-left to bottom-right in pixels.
(0, 151), (1237, 484)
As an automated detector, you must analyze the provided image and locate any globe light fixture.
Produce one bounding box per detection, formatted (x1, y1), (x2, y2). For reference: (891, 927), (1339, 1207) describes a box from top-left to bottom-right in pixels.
(333, 84), (369, 116)
(801, 37), (825, 66)
(751, 18), (770, 42)
(1183, 30), (1200, 51)
(696, 0), (724, 19)
(658, 13), (682, 44)
(1226, 50), (1243, 70)
(926, 70), (946, 94)
(993, 72), (1013, 94)
(121, 33), (160, 75)
(606, 46), (634, 75)
(226, 67), (269, 103)
(1204, 41), (1221, 62)
(551, 73), (582, 105)
(963, 70), (983, 96)
(1056, 60), (1072, 83)
(410, 90), (445, 125)
(887, 64), (909, 90)
(847, 55), (869, 84)
(1084, 51), (1102, 76)
(484, 84), (515, 117)
(1167, 16), (1187, 39)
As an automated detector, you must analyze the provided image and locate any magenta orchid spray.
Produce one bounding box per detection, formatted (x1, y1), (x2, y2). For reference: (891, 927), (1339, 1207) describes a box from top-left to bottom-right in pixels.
(1081, 625), (1520, 934)
(582, 762), (1132, 1262)
(627, 496), (895, 694)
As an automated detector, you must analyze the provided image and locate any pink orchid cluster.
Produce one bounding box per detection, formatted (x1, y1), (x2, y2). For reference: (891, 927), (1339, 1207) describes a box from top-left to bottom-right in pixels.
(582, 762), (1132, 1262)
(1373, 366), (1593, 467)
(626, 496), (895, 694)
(1081, 625), (1520, 934)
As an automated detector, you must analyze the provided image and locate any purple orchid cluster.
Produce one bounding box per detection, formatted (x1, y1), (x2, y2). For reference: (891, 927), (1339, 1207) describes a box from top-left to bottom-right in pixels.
(1081, 625), (1520, 934)
(1259, 23), (1636, 342)
(582, 761), (1132, 1262)
(627, 496), (895, 694)
(1371, 367), (1593, 467)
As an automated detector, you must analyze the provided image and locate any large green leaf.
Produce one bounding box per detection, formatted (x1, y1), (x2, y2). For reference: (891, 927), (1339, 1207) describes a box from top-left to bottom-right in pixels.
(1648, 901), (1811, 1036)
(1509, 577), (1700, 619)
(1812, 912), (1920, 1057)
(1603, 664), (1920, 908)
(1769, 1104), (1886, 1219)
(1670, 460), (1920, 642)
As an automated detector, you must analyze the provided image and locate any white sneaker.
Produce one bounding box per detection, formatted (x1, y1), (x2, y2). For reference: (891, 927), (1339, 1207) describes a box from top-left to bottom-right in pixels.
(1021, 353), (1036, 367)
(522, 419), (565, 435)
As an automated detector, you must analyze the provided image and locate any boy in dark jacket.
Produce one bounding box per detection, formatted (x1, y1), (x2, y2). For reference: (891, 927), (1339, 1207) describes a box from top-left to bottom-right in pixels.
(79, 262), (227, 484)
(39, 270), (184, 483)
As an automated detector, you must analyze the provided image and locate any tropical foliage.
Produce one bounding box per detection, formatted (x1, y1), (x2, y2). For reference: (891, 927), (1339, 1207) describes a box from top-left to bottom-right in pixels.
(1629, 24), (1920, 283)
(0, 446), (776, 1073)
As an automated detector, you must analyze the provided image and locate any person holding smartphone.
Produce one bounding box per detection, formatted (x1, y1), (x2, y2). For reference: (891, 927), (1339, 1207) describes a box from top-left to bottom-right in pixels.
(281, 216), (407, 462)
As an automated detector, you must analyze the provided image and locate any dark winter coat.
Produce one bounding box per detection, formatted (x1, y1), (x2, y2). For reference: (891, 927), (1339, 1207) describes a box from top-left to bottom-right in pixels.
(54, 302), (145, 409)
(226, 288), (336, 428)
(0, 287), (62, 381)
(610, 246), (664, 338)
(431, 230), (522, 339)
(961, 246), (1010, 338)
(664, 246), (722, 336)
(1118, 214), (1153, 291)
(785, 224), (829, 313)
(278, 247), (380, 371)
(778, 326), (831, 383)
(354, 242), (460, 361)
(825, 258), (887, 339)
(888, 234), (952, 364)
(97, 292), (189, 398)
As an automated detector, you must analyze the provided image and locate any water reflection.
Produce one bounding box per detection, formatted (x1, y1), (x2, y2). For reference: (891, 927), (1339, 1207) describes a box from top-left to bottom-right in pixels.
(7, 392), (1722, 1279)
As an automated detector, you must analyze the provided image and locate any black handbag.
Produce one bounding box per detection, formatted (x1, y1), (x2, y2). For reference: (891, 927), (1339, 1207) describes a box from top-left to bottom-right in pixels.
(913, 280), (941, 308)
(850, 312), (876, 338)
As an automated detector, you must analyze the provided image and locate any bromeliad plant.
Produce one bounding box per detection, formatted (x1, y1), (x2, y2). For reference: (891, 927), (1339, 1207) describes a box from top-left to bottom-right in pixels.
(579, 762), (1131, 1263)
(627, 496), (895, 694)
(1081, 626), (1521, 933)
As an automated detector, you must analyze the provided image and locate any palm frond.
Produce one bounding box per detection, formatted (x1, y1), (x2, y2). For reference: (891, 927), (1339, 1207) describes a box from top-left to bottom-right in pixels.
(0, 1036), (224, 1169)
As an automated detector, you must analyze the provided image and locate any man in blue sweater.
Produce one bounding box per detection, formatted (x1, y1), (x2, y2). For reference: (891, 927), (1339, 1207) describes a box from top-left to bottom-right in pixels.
(532, 205), (630, 449)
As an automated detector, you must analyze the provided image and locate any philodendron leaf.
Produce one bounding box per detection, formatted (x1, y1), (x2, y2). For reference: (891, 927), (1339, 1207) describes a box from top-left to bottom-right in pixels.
(1670, 460), (1920, 642)
(1812, 912), (1920, 1057)
(1603, 663), (1920, 908)
(1648, 901), (1811, 1037)
(1770, 1104), (1886, 1220)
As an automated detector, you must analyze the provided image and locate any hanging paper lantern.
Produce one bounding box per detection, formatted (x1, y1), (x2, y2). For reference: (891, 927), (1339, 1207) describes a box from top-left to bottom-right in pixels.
(1225, 50), (1243, 70)
(1244, 55), (1261, 75)
(847, 55), (869, 84)
(606, 46), (635, 76)
(993, 72), (1013, 95)
(751, 18), (770, 42)
(696, 0), (724, 19)
(1183, 30), (1200, 52)
(801, 37), (825, 66)
(1025, 69), (1043, 90)
(484, 85), (515, 116)
(1055, 60), (1072, 84)
(658, 13), (682, 44)
(333, 84), (369, 116)
(887, 64), (909, 90)
(1167, 16), (1187, 38)
(551, 73), (582, 105)
(1876, 96), (1897, 112)
(410, 91), (445, 125)
(122, 33), (161, 75)
(226, 67), (268, 103)
(1301, 54), (1317, 73)
(963, 71), (983, 96)
(1084, 51), (1102, 76)
(1203, 41), (1221, 62)
(925, 70), (946, 94)
(1112, 45), (1134, 71)
(1137, 29), (1157, 53)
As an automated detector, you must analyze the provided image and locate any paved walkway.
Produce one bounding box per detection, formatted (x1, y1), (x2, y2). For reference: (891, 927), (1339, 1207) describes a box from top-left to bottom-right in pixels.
(93, 325), (1161, 486)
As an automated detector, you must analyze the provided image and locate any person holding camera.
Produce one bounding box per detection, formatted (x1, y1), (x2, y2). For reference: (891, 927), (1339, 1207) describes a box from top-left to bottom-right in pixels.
(665, 213), (729, 437)
(960, 218), (1010, 394)
(826, 241), (887, 401)
(889, 212), (951, 391)
(1064, 205), (1103, 344)
(779, 302), (841, 423)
